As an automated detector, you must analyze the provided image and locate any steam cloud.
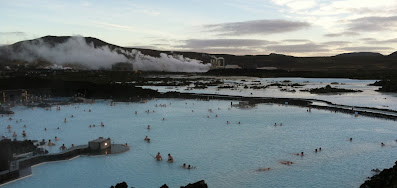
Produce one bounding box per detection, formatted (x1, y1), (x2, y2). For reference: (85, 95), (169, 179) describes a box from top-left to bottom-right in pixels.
(7, 36), (210, 72)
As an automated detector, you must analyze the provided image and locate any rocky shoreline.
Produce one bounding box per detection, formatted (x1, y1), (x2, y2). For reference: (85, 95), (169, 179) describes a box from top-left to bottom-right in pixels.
(110, 180), (208, 188)
(300, 84), (362, 93)
(361, 161), (397, 188)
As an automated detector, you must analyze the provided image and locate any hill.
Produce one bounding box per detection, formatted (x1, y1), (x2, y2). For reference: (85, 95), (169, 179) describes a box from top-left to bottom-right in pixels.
(0, 36), (396, 73)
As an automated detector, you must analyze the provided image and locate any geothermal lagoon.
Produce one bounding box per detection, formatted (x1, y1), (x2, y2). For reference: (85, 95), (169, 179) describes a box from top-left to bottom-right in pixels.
(1, 95), (397, 187)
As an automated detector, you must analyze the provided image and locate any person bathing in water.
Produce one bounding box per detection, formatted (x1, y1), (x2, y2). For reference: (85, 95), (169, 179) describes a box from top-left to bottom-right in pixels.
(167, 153), (174, 163)
(48, 139), (56, 146)
(155, 152), (162, 161)
(59, 144), (67, 150)
(256, 168), (271, 172)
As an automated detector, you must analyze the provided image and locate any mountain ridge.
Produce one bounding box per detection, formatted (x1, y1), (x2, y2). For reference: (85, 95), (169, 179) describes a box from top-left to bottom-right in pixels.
(0, 36), (396, 71)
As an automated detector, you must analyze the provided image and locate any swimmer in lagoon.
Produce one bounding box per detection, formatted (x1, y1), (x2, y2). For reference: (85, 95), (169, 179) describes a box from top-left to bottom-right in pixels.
(55, 136), (59, 141)
(155, 152), (163, 161)
(350, 138), (352, 142)
(40, 139), (46, 145)
(187, 165), (196, 169)
(182, 163), (186, 168)
(168, 154), (174, 163)
(12, 132), (17, 137)
(59, 144), (67, 150)
(280, 161), (293, 165)
(64, 118), (67, 123)
(22, 130), (26, 137)
(381, 142), (385, 147)
(48, 139), (55, 146)
(144, 136), (149, 141)
(147, 125), (151, 129)
(256, 168), (271, 172)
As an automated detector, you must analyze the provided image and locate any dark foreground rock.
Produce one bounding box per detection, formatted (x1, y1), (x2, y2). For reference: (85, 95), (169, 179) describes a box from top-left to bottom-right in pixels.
(301, 85), (362, 94)
(0, 139), (46, 171)
(370, 80), (397, 92)
(361, 161), (397, 188)
(110, 180), (208, 188)
(110, 181), (128, 188)
(180, 180), (208, 188)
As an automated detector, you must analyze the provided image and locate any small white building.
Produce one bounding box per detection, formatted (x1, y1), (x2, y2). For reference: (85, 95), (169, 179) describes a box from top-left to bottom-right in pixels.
(88, 137), (111, 151)
(210, 57), (225, 69)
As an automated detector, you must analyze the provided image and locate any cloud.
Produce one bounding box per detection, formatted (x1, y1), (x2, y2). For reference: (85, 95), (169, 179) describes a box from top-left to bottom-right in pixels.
(338, 46), (393, 52)
(178, 47), (264, 55)
(282, 39), (311, 43)
(265, 43), (328, 53)
(364, 38), (397, 44)
(321, 41), (351, 46)
(324, 31), (360, 37)
(179, 39), (273, 49)
(203, 19), (310, 36)
(348, 16), (397, 31)
(271, 0), (317, 11)
(0, 32), (26, 36)
(360, 38), (377, 41)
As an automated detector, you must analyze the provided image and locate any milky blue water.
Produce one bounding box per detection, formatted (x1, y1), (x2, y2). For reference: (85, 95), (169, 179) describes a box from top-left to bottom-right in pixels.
(142, 77), (397, 110)
(1, 99), (397, 188)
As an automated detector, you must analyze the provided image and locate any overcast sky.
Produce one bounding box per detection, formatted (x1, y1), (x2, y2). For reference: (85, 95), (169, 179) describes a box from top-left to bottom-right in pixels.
(1, 0), (397, 56)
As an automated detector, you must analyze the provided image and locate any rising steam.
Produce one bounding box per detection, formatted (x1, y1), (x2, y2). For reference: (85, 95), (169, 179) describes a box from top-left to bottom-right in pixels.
(6, 36), (210, 72)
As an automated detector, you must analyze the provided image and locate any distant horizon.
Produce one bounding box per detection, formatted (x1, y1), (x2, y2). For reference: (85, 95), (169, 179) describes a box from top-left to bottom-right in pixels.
(1, 0), (396, 56)
(4, 35), (397, 58)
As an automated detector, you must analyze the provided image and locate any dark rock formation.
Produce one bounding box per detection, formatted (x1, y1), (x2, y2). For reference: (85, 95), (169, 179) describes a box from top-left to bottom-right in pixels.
(0, 139), (45, 171)
(301, 85), (362, 94)
(111, 181), (128, 188)
(180, 180), (208, 188)
(361, 161), (397, 188)
(110, 180), (207, 188)
(371, 80), (397, 92)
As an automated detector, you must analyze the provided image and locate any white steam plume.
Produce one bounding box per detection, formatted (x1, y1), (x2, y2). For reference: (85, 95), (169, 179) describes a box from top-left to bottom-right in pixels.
(8, 36), (210, 72)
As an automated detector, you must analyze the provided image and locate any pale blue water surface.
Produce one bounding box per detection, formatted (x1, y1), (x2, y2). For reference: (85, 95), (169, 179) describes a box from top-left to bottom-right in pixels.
(142, 77), (397, 110)
(1, 99), (397, 188)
